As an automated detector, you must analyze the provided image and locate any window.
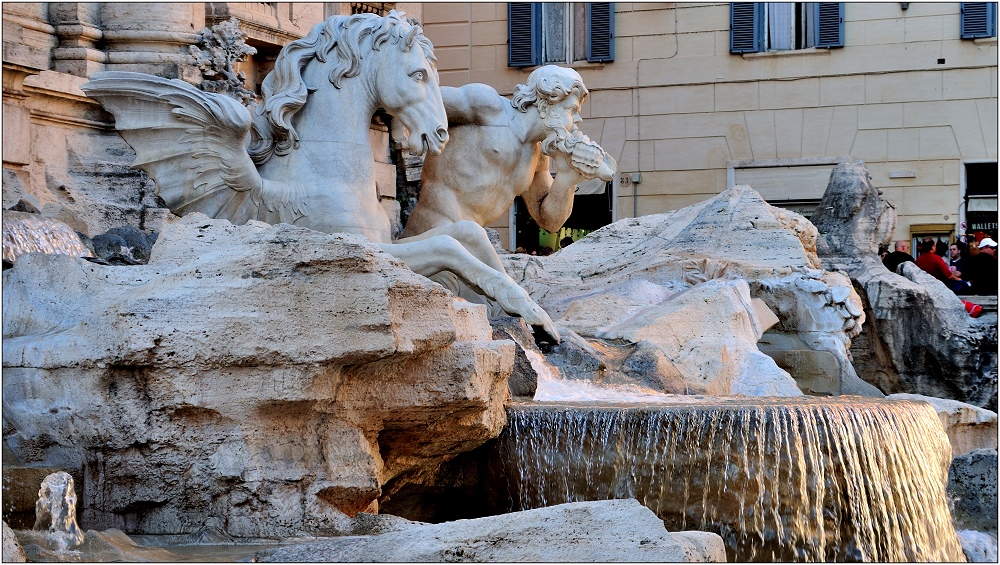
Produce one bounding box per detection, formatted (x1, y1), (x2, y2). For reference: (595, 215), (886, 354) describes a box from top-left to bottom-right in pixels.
(964, 162), (998, 238)
(960, 3), (997, 39)
(508, 3), (614, 67)
(351, 2), (394, 16)
(731, 3), (843, 54)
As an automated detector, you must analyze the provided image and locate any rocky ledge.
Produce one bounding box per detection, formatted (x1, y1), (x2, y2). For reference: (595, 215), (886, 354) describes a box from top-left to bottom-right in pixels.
(2, 214), (514, 537)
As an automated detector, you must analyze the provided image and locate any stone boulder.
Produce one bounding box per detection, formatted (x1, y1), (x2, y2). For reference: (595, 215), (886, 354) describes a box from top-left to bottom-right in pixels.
(502, 185), (877, 397)
(3, 124), (170, 238)
(887, 393), (997, 456)
(812, 163), (998, 409)
(255, 499), (727, 562)
(2, 522), (26, 563)
(948, 448), (998, 534)
(595, 279), (799, 396)
(2, 214), (514, 537)
(958, 530), (999, 563)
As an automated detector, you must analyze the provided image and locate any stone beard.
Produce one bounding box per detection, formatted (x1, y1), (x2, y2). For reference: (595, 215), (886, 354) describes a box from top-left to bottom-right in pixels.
(539, 110), (607, 179)
(539, 101), (575, 156)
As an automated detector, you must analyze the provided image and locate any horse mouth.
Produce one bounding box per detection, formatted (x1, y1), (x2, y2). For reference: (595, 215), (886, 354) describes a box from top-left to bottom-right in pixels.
(420, 133), (446, 156)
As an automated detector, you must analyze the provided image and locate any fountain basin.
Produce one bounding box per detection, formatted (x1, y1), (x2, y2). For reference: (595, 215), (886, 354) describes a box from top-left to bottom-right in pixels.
(493, 397), (965, 562)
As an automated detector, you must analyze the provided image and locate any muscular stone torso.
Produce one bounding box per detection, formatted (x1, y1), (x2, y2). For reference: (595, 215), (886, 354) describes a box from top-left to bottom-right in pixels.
(405, 117), (544, 235)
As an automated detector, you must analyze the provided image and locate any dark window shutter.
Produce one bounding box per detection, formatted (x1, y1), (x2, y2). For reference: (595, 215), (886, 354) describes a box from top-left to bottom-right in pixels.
(961, 3), (998, 39)
(587, 3), (615, 62)
(730, 3), (764, 53)
(814, 3), (844, 47)
(509, 3), (541, 67)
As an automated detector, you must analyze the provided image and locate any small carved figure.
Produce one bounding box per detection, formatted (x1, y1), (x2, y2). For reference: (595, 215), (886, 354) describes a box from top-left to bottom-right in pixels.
(189, 17), (257, 105)
(402, 65), (616, 237)
(83, 12), (558, 340)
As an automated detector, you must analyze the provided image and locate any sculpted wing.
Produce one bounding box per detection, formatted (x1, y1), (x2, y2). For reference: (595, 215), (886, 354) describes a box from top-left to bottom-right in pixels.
(82, 71), (299, 224)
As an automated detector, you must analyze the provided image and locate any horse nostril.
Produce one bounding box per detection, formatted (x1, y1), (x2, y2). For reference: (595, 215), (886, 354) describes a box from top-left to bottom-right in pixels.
(435, 126), (448, 143)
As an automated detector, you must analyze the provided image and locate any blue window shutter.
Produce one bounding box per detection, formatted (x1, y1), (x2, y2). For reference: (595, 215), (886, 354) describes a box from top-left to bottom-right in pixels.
(961, 3), (997, 39)
(587, 3), (615, 62)
(730, 3), (764, 54)
(509, 3), (541, 67)
(814, 3), (844, 48)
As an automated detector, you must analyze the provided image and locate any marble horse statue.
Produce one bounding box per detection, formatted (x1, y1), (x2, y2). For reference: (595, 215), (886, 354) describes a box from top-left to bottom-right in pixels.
(82, 11), (558, 340)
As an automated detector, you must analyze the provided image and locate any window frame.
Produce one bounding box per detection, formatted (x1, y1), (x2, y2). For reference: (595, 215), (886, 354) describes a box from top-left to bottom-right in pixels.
(508, 2), (615, 68)
(960, 2), (998, 39)
(730, 2), (843, 54)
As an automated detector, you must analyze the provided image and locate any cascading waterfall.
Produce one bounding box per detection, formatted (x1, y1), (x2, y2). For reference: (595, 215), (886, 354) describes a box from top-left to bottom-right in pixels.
(2, 211), (92, 264)
(496, 398), (965, 562)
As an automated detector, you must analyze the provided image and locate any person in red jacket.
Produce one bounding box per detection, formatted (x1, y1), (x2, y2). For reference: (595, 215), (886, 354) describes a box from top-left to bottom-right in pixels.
(915, 238), (970, 293)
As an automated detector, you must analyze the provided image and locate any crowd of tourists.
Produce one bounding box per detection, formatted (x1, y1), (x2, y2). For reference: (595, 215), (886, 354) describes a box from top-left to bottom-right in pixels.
(880, 232), (998, 305)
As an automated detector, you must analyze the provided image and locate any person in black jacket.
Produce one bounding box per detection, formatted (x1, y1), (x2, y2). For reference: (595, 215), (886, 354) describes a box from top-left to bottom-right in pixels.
(882, 239), (915, 274)
(967, 238), (998, 295)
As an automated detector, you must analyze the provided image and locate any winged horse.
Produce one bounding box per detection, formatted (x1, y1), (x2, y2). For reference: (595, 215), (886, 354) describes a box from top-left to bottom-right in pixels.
(82, 11), (558, 340)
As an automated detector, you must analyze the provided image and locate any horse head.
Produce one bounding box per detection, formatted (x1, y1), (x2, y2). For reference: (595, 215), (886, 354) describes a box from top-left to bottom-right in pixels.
(248, 11), (448, 164)
(365, 12), (448, 156)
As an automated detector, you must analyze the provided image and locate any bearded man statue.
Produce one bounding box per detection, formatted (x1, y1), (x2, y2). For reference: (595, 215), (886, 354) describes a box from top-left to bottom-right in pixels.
(402, 65), (616, 238)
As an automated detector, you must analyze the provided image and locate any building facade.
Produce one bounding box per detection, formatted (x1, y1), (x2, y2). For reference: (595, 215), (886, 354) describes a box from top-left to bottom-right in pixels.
(420, 2), (998, 250)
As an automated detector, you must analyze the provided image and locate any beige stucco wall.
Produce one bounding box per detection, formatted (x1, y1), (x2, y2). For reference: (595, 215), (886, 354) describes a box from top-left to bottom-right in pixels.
(421, 2), (998, 243)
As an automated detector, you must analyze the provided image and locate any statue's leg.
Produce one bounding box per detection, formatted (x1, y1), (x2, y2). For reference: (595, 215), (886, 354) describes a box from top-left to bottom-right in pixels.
(395, 221), (505, 273)
(379, 235), (559, 342)
(428, 271), (507, 318)
(399, 222), (510, 318)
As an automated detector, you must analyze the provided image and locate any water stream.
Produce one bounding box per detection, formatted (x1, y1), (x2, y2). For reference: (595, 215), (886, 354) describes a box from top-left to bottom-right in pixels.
(496, 397), (965, 562)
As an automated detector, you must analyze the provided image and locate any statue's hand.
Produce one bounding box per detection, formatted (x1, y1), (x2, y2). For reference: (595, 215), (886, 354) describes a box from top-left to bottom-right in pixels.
(595, 153), (616, 182)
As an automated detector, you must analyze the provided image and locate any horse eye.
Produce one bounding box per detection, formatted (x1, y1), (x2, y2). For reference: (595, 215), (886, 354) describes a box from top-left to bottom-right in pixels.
(410, 70), (427, 82)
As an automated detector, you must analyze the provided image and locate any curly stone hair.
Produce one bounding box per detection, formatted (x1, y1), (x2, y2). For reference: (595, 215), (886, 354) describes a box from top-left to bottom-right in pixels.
(248, 11), (435, 165)
(511, 65), (588, 115)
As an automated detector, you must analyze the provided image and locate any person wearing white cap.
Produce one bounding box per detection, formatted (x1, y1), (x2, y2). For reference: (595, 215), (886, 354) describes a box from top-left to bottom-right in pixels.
(967, 237), (998, 294)
(978, 237), (998, 256)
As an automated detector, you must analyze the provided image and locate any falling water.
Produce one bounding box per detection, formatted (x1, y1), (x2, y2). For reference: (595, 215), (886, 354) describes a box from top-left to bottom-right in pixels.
(496, 398), (965, 562)
(2, 211), (92, 264)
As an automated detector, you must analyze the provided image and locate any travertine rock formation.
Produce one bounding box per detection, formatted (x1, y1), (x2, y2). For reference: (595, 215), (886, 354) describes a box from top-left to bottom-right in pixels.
(948, 448), (999, 534)
(501, 185), (877, 397)
(593, 278), (800, 396)
(2, 214), (513, 537)
(958, 530), (999, 563)
(888, 393), (998, 457)
(255, 499), (727, 563)
(812, 163), (998, 409)
(2, 522), (26, 563)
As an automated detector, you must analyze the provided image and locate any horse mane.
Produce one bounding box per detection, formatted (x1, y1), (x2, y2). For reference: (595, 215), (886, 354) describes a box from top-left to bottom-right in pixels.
(248, 11), (435, 165)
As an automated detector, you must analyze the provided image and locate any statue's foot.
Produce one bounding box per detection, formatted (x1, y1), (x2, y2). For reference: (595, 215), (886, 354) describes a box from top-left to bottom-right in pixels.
(531, 324), (560, 351)
(480, 272), (560, 343)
